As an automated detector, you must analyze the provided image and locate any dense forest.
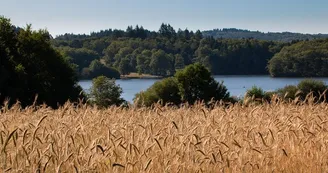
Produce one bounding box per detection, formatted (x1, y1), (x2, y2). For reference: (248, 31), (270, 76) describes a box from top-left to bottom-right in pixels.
(203, 28), (328, 42)
(53, 24), (294, 78)
(268, 39), (328, 77)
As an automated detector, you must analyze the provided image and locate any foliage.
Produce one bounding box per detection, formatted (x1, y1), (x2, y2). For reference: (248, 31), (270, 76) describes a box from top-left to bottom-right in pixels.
(59, 47), (99, 73)
(89, 76), (125, 107)
(175, 63), (230, 104)
(53, 24), (287, 78)
(202, 28), (328, 42)
(276, 85), (299, 100)
(86, 59), (120, 79)
(53, 24), (328, 78)
(244, 86), (274, 103)
(245, 86), (265, 99)
(268, 39), (328, 77)
(276, 79), (327, 102)
(135, 64), (230, 106)
(134, 77), (181, 106)
(0, 17), (84, 107)
(297, 79), (327, 101)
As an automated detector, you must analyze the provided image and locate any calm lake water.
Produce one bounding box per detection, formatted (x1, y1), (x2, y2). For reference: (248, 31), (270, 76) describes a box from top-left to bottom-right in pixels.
(79, 76), (328, 102)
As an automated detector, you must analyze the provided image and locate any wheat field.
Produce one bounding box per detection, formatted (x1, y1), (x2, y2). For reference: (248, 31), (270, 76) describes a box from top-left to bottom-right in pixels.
(1, 100), (328, 172)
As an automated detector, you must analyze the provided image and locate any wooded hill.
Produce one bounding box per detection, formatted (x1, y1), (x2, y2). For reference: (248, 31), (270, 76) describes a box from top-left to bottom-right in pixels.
(52, 24), (328, 79)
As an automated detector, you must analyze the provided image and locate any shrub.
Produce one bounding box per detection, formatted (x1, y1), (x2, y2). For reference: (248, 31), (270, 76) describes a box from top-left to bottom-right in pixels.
(276, 85), (299, 100)
(134, 77), (181, 106)
(89, 76), (125, 108)
(297, 79), (327, 101)
(244, 86), (276, 103)
(263, 91), (276, 101)
(245, 86), (265, 100)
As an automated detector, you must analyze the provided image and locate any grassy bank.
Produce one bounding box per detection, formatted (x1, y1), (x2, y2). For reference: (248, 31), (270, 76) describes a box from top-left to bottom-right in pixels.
(120, 73), (163, 79)
(0, 101), (328, 172)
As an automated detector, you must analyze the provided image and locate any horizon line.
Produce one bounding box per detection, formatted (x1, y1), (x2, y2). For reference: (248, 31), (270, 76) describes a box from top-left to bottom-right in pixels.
(51, 26), (328, 38)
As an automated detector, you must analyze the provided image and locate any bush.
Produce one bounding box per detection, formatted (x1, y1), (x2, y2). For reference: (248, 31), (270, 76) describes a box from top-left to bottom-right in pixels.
(276, 85), (299, 100)
(134, 77), (181, 106)
(263, 91), (276, 101)
(89, 76), (125, 108)
(245, 86), (265, 99)
(245, 86), (276, 103)
(275, 79), (327, 102)
(297, 79), (327, 101)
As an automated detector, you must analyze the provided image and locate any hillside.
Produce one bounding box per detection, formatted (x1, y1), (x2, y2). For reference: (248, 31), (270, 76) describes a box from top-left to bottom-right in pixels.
(202, 28), (328, 42)
(52, 24), (287, 79)
(268, 39), (328, 77)
(52, 24), (328, 78)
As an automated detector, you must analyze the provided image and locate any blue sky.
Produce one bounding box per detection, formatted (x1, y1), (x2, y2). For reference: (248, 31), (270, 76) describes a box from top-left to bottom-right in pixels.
(1, 0), (328, 36)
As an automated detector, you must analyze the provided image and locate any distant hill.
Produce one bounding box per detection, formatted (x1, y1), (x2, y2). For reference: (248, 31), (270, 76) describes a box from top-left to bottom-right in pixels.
(202, 28), (328, 42)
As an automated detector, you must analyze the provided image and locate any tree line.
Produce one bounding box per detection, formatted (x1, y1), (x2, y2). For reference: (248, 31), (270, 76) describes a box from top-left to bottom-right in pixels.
(202, 28), (328, 42)
(53, 24), (293, 79)
(53, 23), (328, 79)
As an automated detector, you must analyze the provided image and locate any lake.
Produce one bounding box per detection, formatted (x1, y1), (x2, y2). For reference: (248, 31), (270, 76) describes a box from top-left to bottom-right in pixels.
(79, 76), (328, 102)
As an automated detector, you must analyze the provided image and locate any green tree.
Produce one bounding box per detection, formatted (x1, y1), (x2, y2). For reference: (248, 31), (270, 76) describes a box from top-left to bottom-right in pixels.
(83, 39), (109, 55)
(0, 17), (84, 107)
(174, 54), (185, 70)
(136, 54), (149, 74)
(118, 57), (132, 75)
(159, 23), (176, 39)
(134, 63), (231, 106)
(59, 47), (99, 74)
(134, 77), (181, 106)
(175, 63), (230, 104)
(150, 50), (172, 76)
(88, 59), (120, 79)
(89, 76), (125, 108)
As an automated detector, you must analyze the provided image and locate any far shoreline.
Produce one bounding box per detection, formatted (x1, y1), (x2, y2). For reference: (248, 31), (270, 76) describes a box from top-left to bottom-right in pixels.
(120, 73), (163, 79)
(78, 74), (328, 81)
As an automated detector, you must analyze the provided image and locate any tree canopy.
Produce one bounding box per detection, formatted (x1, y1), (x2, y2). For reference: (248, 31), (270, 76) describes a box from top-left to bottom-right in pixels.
(53, 24), (288, 78)
(268, 39), (328, 77)
(0, 17), (83, 107)
(89, 76), (125, 107)
(202, 28), (328, 42)
(175, 63), (230, 104)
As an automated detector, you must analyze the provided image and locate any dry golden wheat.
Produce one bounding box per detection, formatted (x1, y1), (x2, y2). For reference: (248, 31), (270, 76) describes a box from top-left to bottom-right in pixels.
(1, 100), (328, 172)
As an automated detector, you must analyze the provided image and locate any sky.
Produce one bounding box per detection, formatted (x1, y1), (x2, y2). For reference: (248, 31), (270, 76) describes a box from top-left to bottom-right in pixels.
(1, 0), (328, 36)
